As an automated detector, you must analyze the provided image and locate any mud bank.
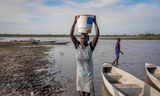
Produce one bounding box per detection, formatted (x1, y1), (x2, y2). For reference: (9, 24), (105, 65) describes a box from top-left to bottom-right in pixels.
(0, 44), (65, 96)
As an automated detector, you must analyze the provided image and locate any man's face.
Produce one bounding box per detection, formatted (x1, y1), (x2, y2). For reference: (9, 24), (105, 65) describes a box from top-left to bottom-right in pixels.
(117, 38), (120, 42)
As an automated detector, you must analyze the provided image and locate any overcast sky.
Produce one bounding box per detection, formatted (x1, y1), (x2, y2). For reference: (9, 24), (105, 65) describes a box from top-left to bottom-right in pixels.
(0, 0), (160, 35)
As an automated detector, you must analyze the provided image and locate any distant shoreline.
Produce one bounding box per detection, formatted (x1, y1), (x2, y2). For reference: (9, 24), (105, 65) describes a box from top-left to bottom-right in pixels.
(99, 36), (160, 40)
(0, 34), (160, 40)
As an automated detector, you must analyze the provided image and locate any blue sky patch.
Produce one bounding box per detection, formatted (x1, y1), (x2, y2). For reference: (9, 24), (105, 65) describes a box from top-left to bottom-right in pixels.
(42, 0), (63, 7)
(123, 0), (149, 5)
(74, 0), (91, 3)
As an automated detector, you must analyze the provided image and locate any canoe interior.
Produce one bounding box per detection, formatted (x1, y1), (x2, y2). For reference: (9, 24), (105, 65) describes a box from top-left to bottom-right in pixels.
(147, 65), (160, 80)
(103, 66), (143, 96)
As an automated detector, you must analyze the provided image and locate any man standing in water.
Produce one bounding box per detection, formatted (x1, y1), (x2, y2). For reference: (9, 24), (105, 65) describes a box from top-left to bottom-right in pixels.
(70, 15), (99, 96)
(112, 38), (123, 66)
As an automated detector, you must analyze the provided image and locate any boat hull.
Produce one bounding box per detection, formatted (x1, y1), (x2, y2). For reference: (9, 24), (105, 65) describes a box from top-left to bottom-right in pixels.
(101, 63), (160, 96)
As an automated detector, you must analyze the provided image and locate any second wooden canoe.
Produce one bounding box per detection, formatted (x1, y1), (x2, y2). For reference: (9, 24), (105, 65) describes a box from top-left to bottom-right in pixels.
(101, 63), (160, 96)
(145, 63), (160, 89)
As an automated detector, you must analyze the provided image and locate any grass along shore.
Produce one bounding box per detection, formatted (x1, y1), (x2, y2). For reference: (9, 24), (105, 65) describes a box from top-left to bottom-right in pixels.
(99, 35), (160, 40)
(0, 33), (160, 40)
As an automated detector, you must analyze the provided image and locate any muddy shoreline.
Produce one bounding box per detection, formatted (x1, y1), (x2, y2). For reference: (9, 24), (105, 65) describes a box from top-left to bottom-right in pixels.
(0, 43), (65, 96)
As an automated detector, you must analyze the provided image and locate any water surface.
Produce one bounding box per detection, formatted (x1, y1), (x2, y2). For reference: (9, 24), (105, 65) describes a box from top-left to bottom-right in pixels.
(48, 39), (160, 96)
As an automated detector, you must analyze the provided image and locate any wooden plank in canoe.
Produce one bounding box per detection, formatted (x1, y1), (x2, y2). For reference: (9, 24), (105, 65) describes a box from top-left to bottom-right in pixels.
(153, 73), (160, 80)
(114, 84), (143, 96)
(105, 73), (122, 83)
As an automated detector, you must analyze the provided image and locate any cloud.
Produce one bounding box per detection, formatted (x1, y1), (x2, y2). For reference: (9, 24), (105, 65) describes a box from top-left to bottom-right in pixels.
(0, 0), (29, 23)
(65, 0), (122, 8)
(0, 0), (160, 34)
(98, 3), (160, 34)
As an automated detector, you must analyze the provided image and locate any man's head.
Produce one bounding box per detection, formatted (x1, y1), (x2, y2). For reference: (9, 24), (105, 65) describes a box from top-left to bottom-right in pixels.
(117, 38), (121, 42)
(80, 33), (89, 45)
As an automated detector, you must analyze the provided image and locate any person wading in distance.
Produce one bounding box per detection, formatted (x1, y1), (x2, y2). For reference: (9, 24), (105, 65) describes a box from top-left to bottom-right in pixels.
(112, 38), (123, 66)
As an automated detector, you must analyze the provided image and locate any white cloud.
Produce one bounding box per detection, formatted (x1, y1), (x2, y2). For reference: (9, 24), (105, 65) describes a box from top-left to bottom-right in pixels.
(98, 3), (160, 34)
(65, 0), (122, 8)
(0, 0), (29, 23)
(0, 0), (160, 34)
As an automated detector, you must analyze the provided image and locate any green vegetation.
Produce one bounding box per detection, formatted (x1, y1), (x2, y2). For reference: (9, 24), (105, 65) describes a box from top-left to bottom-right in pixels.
(98, 33), (160, 40)
(0, 33), (160, 40)
(0, 34), (69, 37)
